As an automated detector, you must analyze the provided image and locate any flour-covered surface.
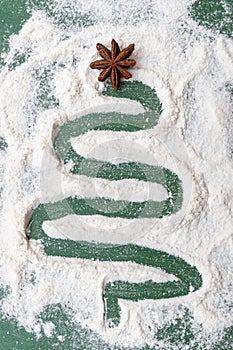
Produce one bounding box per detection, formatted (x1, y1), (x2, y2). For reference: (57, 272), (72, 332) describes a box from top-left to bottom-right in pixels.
(0, 1), (232, 349)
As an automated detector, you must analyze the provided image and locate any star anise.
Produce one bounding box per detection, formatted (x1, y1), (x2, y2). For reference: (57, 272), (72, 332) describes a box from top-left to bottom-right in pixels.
(90, 39), (136, 90)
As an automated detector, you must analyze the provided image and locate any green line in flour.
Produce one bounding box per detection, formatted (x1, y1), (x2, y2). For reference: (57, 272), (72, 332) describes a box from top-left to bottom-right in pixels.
(29, 81), (202, 327)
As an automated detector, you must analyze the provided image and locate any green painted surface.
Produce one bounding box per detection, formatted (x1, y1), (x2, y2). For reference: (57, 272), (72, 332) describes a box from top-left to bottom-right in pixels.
(0, 0), (30, 66)
(0, 1), (232, 349)
(0, 137), (7, 151)
(27, 0), (96, 30)
(0, 298), (232, 350)
(190, 0), (233, 38)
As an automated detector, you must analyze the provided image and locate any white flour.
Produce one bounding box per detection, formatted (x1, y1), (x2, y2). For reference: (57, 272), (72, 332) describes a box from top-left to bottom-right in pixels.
(0, 0), (232, 348)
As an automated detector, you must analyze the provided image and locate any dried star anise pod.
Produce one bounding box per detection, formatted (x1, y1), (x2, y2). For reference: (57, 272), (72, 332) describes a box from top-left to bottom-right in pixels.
(90, 39), (136, 90)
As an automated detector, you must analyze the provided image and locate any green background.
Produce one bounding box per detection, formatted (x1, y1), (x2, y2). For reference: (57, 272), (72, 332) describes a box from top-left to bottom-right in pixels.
(0, 1), (232, 349)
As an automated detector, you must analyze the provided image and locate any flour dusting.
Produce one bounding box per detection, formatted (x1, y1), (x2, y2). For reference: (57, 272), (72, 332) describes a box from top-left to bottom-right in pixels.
(0, 0), (232, 349)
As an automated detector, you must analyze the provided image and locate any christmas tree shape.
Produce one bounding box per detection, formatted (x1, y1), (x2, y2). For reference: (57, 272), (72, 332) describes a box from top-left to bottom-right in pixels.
(29, 81), (202, 327)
